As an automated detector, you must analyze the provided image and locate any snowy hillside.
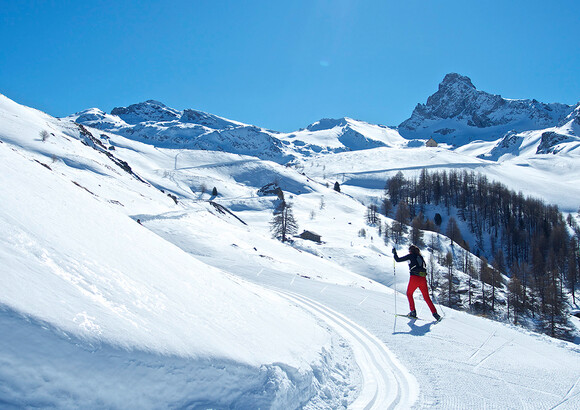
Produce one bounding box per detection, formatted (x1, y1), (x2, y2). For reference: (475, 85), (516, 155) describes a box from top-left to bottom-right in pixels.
(278, 117), (407, 155)
(293, 141), (580, 213)
(2, 93), (580, 409)
(0, 93), (358, 407)
(399, 73), (575, 146)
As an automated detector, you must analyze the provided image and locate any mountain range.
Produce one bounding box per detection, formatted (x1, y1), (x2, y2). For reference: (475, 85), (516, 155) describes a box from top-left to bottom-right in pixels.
(69, 73), (580, 163)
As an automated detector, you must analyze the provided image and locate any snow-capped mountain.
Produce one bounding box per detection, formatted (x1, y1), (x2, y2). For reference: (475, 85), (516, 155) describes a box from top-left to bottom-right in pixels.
(478, 102), (580, 161)
(561, 102), (580, 132)
(72, 76), (579, 164)
(399, 73), (575, 146)
(71, 101), (408, 163)
(70, 100), (291, 162)
(278, 117), (407, 155)
(2, 89), (580, 409)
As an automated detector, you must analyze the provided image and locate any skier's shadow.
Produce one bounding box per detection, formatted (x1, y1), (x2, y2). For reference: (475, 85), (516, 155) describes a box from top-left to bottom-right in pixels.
(392, 318), (434, 336)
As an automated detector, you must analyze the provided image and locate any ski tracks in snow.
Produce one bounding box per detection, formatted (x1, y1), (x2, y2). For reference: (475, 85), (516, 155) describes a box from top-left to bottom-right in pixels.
(551, 376), (580, 409)
(275, 290), (419, 409)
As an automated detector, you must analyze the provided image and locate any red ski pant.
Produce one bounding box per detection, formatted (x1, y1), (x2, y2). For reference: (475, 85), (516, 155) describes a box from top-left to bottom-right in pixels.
(407, 275), (437, 314)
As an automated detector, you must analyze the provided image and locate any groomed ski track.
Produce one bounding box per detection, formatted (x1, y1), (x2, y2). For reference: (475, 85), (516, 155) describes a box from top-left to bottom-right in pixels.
(275, 290), (419, 409)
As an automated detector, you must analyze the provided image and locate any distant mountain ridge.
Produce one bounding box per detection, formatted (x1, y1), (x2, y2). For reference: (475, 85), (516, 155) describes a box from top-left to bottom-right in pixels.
(68, 74), (579, 160)
(70, 102), (406, 162)
(399, 73), (575, 146)
(281, 117), (406, 155)
(481, 101), (580, 160)
(70, 101), (291, 162)
(110, 100), (244, 129)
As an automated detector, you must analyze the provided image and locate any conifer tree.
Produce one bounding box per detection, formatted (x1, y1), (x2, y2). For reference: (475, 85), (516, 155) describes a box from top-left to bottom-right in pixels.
(446, 216), (463, 246)
(467, 261), (478, 310)
(479, 257), (491, 313)
(491, 249), (506, 312)
(390, 201), (410, 244)
(434, 213), (442, 228)
(566, 237), (578, 305)
(442, 251), (455, 306)
(365, 204), (380, 226)
(410, 213), (425, 247)
(385, 171), (405, 205)
(270, 201), (298, 243)
(508, 266), (525, 324)
(383, 221), (391, 242)
(395, 201), (411, 227)
(543, 266), (571, 339)
(382, 197), (393, 217)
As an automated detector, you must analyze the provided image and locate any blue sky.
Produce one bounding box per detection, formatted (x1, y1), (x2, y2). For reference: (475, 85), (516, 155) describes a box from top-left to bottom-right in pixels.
(1, 0), (578, 132)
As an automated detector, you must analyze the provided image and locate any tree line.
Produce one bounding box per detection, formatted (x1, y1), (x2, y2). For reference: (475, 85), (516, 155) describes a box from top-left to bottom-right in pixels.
(380, 169), (579, 340)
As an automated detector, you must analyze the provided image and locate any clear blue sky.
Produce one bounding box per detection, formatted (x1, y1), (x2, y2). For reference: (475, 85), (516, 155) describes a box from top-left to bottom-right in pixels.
(1, 0), (578, 132)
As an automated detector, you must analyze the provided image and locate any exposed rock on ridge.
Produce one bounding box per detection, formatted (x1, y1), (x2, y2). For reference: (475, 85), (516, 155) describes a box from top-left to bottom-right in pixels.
(71, 100), (290, 162)
(399, 73), (574, 146)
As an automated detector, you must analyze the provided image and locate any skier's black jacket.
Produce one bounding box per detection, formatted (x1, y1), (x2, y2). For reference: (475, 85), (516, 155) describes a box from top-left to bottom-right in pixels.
(393, 251), (427, 277)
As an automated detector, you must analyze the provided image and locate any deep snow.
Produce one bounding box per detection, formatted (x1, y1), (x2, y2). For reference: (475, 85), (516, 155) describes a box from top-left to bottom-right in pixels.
(1, 93), (579, 409)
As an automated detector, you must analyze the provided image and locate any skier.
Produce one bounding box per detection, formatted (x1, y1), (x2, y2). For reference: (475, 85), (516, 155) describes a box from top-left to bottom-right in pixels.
(393, 244), (441, 321)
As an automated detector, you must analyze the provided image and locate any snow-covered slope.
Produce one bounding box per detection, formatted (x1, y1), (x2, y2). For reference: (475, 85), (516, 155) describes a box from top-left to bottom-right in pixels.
(0, 94), (360, 408)
(292, 139), (580, 213)
(2, 93), (580, 409)
(399, 73), (574, 146)
(476, 102), (580, 161)
(278, 117), (407, 155)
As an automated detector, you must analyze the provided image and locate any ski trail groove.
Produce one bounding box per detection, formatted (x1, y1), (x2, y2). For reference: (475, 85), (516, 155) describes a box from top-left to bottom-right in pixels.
(275, 290), (419, 409)
(551, 376), (580, 409)
(468, 330), (496, 362)
(472, 338), (512, 371)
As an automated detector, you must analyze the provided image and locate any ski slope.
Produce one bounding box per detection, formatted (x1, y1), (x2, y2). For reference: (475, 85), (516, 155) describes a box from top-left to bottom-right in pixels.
(1, 93), (579, 408)
(145, 205), (580, 409)
(275, 290), (419, 409)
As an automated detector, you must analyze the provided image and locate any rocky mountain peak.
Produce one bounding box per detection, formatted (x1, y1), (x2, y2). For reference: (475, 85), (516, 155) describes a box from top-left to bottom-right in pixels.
(306, 118), (349, 132)
(110, 100), (180, 125)
(399, 73), (574, 145)
(422, 73), (487, 121)
(438, 73), (477, 93)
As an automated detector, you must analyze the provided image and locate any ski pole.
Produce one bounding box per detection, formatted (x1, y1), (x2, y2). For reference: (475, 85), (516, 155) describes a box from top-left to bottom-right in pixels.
(393, 255), (397, 316)
(432, 287), (446, 317)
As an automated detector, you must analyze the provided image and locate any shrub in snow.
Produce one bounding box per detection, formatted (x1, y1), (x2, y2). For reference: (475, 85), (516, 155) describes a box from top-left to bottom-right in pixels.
(40, 129), (50, 142)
